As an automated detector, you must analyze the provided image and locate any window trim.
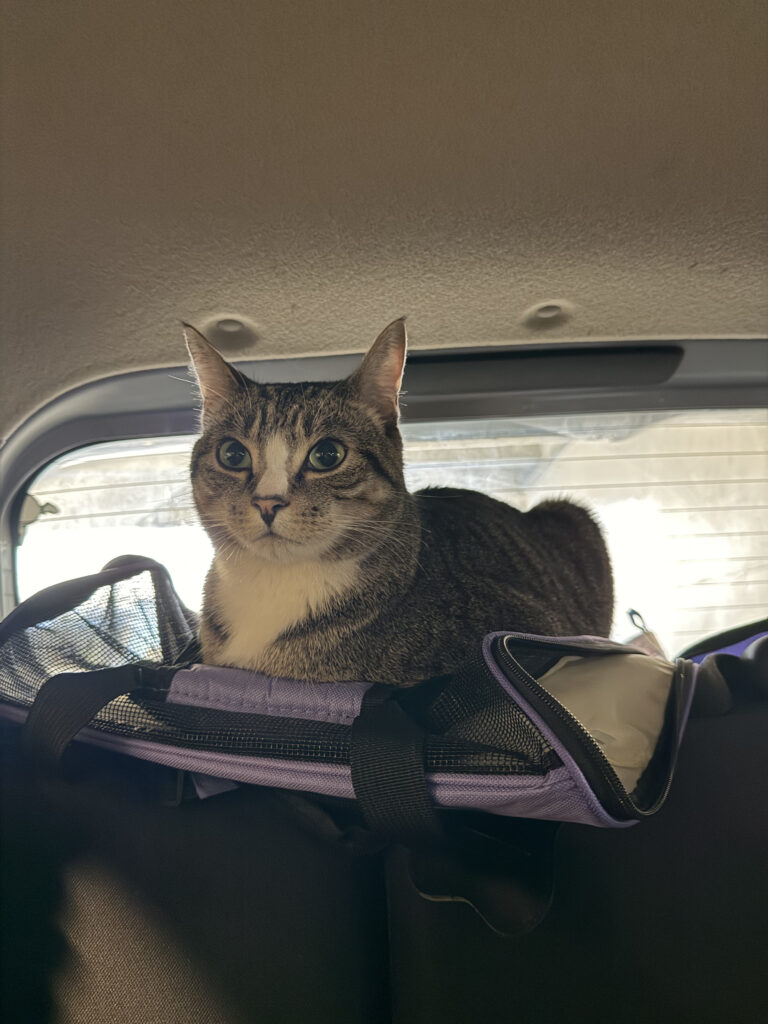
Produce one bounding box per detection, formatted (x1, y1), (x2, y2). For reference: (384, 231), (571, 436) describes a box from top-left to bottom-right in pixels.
(2, 338), (767, 618)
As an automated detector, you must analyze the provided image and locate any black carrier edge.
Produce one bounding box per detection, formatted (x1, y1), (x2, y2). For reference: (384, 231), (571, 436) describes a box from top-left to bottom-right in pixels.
(491, 635), (695, 820)
(677, 617), (768, 660)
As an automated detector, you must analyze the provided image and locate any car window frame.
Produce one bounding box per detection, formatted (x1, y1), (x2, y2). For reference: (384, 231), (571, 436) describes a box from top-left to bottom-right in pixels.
(2, 338), (766, 618)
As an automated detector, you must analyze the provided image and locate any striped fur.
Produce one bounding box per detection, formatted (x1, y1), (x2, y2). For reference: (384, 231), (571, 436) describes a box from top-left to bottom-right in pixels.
(187, 320), (614, 684)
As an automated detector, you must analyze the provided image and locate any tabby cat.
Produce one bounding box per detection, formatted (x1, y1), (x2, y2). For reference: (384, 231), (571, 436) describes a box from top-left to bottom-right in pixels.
(186, 318), (613, 685)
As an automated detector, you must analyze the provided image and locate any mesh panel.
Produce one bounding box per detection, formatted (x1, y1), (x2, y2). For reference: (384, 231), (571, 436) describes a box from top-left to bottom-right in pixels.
(0, 564), (560, 776)
(404, 647), (561, 775)
(93, 695), (354, 761)
(72, 694), (552, 774)
(0, 570), (195, 707)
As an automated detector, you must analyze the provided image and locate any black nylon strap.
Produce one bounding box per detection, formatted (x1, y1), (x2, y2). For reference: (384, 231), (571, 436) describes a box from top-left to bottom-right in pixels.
(349, 683), (443, 844)
(20, 664), (145, 771)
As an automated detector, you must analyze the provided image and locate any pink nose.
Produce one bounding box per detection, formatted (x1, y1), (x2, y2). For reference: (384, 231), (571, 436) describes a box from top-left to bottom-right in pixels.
(251, 495), (289, 525)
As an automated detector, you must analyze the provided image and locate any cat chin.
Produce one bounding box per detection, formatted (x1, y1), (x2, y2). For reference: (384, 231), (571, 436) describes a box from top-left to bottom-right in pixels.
(231, 533), (330, 566)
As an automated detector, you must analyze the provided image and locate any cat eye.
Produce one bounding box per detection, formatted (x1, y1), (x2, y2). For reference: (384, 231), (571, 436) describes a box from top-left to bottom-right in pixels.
(217, 438), (252, 470)
(306, 438), (346, 471)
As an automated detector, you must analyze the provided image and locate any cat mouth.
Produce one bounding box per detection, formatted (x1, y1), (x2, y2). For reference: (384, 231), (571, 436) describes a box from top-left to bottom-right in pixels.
(256, 529), (293, 544)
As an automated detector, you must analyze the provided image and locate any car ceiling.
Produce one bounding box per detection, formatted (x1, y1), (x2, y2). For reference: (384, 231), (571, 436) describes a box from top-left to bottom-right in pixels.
(1, 0), (766, 447)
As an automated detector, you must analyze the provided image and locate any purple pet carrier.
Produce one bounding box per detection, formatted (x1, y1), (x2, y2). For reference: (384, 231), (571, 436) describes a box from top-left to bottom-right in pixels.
(0, 557), (701, 836)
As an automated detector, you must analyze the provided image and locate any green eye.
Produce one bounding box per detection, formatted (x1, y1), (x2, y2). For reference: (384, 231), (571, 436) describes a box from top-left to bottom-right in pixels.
(307, 438), (346, 471)
(217, 438), (252, 470)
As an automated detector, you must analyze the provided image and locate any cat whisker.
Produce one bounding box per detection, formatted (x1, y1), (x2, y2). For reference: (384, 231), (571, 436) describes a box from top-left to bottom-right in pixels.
(410, 491), (474, 499)
(335, 528), (419, 566)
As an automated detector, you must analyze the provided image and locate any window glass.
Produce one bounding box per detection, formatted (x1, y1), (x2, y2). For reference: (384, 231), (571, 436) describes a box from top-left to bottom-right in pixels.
(16, 409), (767, 656)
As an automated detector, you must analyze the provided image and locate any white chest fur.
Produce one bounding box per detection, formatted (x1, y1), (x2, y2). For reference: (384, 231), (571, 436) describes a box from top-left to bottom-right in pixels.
(211, 555), (359, 669)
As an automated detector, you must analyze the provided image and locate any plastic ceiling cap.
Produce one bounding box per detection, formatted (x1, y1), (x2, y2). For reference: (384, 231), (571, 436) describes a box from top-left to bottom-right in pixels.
(524, 301), (574, 328)
(199, 315), (261, 351)
(217, 319), (245, 332)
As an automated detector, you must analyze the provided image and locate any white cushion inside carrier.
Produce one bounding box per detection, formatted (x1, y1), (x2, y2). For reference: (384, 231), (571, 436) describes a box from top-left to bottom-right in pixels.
(537, 653), (674, 793)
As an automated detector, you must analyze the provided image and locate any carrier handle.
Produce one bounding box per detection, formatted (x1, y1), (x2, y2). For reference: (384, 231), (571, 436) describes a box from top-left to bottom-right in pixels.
(20, 664), (149, 771)
(350, 683), (443, 845)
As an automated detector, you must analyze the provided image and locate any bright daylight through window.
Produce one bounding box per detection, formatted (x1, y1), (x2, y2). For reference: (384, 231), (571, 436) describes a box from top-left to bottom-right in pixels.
(16, 409), (767, 657)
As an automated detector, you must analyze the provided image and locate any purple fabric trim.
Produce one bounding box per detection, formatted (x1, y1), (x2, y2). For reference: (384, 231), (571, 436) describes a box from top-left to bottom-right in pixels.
(70, 727), (360, 798)
(482, 632), (633, 828)
(78, 733), (633, 825)
(428, 766), (631, 824)
(167, 665), (371, 724)
(687, 632), (767, 664)
(0, 701), (630, 825)
(500, 630), (651, 657)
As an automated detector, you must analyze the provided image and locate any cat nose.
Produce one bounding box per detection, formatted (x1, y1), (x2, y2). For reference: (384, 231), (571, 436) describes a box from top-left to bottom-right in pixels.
(251, 495), (289, 525)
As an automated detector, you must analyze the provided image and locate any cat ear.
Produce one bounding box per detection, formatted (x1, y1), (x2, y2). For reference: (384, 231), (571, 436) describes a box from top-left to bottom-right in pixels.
(348, 317), (407, 428)
(183, 323), (245, 426)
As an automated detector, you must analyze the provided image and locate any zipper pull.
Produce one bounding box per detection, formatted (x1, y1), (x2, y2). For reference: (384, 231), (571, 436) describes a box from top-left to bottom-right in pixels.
(627, 609), (667, 659)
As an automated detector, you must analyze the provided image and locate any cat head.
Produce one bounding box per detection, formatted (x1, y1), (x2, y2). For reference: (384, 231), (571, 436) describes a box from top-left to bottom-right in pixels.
(186, 319), (409, 565)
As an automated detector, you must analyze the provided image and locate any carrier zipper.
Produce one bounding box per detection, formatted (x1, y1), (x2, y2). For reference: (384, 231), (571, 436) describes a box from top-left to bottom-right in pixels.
(498, 635), (690, 817)
(498, 632), (646, 658)
(493, 636), (638, 819)
(635, 657), (694, 816)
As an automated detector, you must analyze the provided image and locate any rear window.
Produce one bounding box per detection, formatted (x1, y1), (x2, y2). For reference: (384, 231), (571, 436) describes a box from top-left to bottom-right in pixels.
(16, 408), (767, 656)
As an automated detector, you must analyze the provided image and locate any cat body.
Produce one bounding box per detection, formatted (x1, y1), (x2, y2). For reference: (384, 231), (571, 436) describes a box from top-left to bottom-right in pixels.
(186, 319), (613, 684)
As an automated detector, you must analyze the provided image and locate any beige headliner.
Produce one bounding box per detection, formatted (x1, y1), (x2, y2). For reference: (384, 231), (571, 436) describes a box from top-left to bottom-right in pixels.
(1, 0), (766, 445)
